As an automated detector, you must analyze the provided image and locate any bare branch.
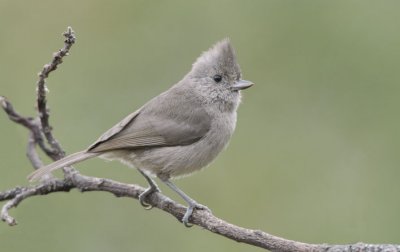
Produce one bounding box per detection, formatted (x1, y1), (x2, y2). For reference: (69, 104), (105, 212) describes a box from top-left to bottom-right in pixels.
(1, 174), (400, 252)
(34, 27), (77, 179)
(0, 96), (55, 165)
(36, 26), (76, 160)
(1, 26), (400, 252)
(27, 131), (44, 169)
(0, 96), (34, 129)
(0, 187), (25, 201)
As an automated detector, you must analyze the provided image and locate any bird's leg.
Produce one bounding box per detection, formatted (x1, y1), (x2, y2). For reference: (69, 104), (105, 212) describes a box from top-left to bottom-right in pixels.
(161, 179), (210, 227)
(138, 169), (160, 210)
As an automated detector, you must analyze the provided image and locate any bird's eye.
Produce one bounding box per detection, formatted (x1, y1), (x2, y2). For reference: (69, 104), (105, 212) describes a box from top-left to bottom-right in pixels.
(213, 74), (222, 83)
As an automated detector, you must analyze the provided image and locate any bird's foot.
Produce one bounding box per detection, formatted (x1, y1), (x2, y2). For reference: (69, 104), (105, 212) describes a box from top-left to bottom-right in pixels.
(139, 185), (160, 210)
(182, 202), (211, 227)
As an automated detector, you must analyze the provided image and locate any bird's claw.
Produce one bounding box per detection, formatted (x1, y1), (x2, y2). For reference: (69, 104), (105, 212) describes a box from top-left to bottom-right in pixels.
(139, 199), (153, 210)
(138, 186), (160, 210)
(182, 205), (194, 227)
(182, 202), (211, 227)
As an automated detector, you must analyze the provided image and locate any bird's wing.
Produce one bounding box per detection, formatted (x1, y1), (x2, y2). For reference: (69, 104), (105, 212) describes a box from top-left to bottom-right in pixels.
(87, 108), (142, 151)
(87, 99), (211, 153)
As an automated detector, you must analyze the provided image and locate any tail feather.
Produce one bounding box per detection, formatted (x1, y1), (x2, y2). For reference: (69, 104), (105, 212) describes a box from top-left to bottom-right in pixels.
(27, 151), (98, 182)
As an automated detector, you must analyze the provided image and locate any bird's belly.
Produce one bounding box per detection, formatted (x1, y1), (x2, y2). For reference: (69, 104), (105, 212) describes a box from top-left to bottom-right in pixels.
(133, 133), (230, 178)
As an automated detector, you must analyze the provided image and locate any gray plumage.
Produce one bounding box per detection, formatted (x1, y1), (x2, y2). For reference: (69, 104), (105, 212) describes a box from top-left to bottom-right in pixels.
(28, 39), (253, 226)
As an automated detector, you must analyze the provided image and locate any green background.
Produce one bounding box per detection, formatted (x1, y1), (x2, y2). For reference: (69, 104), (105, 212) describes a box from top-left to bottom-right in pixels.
(1, 1), (400, 251)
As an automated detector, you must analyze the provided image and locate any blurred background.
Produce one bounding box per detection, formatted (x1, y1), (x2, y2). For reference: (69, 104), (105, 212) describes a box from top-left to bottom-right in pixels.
(1, 0), (400, 251)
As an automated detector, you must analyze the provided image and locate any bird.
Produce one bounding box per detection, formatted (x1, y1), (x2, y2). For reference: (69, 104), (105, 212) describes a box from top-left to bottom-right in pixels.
(28, 39), (253, 226)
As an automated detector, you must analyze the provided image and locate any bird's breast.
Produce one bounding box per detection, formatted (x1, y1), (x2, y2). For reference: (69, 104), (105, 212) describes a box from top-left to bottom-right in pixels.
(129, 111), (237, 179)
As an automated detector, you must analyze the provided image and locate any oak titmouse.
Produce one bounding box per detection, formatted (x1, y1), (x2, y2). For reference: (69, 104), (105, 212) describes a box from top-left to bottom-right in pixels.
(28, 39), (253, 226)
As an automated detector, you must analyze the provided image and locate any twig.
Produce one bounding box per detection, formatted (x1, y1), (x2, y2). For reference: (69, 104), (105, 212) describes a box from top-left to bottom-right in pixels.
(27, 130), (43, 169)
(0, 96), (54, 165)
(36, 26), (75, 160)
(0, 96), (34, 129)
(0, 187), (25, 201)
(1, 26), (400, 252)
(34, 27), (77, 178)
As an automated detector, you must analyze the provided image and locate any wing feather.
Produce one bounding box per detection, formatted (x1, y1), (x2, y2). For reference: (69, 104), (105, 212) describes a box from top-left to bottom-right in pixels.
(87, 90), (211, 153)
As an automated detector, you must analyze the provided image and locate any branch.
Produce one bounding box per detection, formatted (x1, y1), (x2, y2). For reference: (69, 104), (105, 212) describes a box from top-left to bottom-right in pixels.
(1, 26), (400, 252)
(1, 174), (399, 252)
(36, 26), (75, 160)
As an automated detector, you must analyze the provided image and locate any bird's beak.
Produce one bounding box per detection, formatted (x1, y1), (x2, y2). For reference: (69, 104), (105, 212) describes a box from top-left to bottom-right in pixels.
(232, 79), (254, 91)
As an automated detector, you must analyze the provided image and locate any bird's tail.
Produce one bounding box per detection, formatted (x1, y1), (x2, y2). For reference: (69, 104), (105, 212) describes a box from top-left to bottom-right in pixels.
(27, 151), (99, 182)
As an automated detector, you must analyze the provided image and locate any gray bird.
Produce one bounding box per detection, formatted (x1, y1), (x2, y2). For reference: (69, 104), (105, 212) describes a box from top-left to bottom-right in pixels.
(28, 39), (253, 226)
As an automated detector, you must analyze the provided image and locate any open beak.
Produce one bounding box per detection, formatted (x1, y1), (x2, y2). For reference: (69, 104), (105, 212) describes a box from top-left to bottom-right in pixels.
(232, 79), (254, 91)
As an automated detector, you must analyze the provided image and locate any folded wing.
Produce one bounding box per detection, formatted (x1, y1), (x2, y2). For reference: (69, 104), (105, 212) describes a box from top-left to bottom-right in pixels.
(88, 101), (211, 153)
